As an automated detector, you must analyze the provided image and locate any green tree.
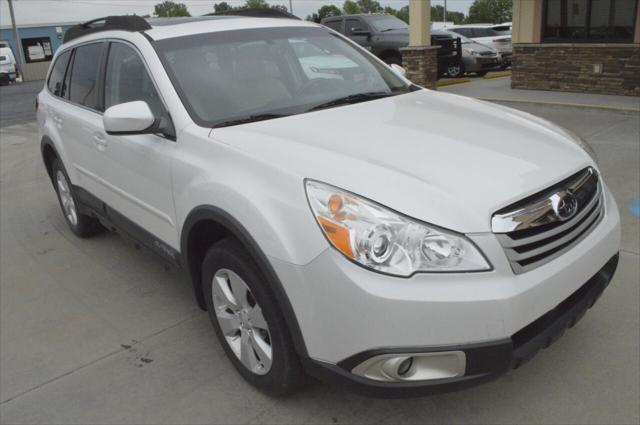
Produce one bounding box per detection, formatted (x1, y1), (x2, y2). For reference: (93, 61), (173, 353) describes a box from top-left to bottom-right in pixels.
(466, 0), (512, 23)
(431, 5), (465, 24)
(357, 0), (382, 13)
(245, 0), (269, 8)
(318, 5), (342, 19)
(154, 0), (191, 17)
(213, 1), (234, 13)
(395, 5), (409, 23)
(343, 0), (361, 14)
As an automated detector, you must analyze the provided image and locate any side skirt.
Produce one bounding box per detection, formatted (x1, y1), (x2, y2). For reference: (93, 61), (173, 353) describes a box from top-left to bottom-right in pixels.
(74, 185), (181, 268)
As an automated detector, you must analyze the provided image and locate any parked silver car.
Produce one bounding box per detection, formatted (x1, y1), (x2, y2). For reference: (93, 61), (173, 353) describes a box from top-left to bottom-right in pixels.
(447, 24), (512, 67)
(443, 32), (500, 78)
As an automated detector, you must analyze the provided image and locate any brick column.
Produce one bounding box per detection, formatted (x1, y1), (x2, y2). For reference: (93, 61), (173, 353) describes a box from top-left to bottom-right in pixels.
(400, 46), (440, 89)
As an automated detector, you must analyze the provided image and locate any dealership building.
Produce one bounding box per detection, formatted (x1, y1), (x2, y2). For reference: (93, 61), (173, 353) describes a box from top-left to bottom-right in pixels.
(399, 0), (640, 96)
(511, 0), (640, 96)
(0, 21), (77, 81)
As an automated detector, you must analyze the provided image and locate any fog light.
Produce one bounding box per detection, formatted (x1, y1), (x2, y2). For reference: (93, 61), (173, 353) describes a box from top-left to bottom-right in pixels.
(351, 351), (466, 383)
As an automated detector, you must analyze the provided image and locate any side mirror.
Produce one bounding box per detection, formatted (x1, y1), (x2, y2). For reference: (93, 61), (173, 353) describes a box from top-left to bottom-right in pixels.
(103, 101), (157, 135)
(350, 27), (370, 36)
(390, 63), (407, 78)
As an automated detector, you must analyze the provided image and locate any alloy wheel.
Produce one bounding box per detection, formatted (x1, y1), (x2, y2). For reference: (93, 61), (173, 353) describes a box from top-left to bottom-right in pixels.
(211, 268), (273, 375)
(56, 170), (78, 226)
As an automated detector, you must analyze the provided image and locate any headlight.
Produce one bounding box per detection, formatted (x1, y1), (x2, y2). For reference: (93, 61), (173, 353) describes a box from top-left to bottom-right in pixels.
(305, 180), (491, 276)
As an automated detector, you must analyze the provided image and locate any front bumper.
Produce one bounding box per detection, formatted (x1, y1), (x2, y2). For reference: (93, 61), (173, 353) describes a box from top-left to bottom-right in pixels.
(270, 184), (620, 396)
(302, 254), (618, 397)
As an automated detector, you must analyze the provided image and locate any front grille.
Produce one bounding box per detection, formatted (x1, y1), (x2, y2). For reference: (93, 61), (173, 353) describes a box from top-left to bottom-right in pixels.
(492, 168), (603, 274)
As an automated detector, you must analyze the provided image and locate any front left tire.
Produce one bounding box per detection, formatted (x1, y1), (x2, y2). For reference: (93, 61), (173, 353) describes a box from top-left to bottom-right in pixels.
(202, 238), (305, 396)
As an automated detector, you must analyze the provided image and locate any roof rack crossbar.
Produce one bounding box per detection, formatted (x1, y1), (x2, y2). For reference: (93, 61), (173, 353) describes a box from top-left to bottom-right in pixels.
(63, 15), (152, 43)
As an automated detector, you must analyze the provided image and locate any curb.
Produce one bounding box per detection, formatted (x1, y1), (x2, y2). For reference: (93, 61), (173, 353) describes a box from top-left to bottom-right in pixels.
(437, 77), (471, 87)
(483, 70), (512, 79)
(476, 97), (640, 113)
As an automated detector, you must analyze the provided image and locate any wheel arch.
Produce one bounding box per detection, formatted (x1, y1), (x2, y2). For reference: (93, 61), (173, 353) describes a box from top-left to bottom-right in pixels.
(41, 136), (59, 183)
(180, 204), (309, 359)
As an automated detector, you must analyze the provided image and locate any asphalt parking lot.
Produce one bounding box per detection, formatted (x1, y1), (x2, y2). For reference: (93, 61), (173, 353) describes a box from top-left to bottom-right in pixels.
(0, 81), (639, 424)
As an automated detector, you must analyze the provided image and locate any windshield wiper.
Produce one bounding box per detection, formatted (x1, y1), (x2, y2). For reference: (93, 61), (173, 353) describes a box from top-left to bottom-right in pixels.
(213, 113), (288, 128)
(308, 92), (396, 112)
(380, 28), (402, 32)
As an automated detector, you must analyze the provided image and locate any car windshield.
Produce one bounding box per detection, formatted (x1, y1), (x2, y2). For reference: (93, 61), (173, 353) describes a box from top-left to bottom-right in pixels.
(367, 15), (408, 32)
(155, 27), (411, 128)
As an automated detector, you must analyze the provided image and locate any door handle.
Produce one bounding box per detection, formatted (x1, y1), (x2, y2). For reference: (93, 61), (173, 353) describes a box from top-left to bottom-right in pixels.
(93, 133), (107, 150)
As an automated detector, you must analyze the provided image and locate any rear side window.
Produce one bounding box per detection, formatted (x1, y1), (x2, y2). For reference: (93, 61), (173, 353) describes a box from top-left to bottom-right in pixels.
(104, 43), (164, 116)
(0, 55), (7, 62)
(324, 20), (342, 32)
(472, 28), (499, 37)
(47, 50), (71, 97)
(68, 43), (104, 110)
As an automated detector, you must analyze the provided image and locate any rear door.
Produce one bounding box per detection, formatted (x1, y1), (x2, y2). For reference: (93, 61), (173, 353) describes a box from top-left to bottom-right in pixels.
(323, 18), (344, 34)
(60, 42), (109, 201)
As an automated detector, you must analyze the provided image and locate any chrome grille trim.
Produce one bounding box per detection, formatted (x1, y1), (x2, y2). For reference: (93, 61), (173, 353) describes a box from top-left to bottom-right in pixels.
(492, 168), (603, 274)
(492, 167), (597, 233)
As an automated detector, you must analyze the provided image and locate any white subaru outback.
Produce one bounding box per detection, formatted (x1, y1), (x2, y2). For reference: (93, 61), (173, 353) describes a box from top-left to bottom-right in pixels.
(38, 15), (620, 397)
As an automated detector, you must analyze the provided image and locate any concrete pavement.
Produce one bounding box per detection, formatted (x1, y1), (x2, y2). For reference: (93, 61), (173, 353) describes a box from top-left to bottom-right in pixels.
(0, 103), (638, 423)
(0, 81), (43, 128)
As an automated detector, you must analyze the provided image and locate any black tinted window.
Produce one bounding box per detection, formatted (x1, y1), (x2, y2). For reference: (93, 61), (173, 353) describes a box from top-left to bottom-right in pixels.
(543, 0), (636, 42)
(346, 18), (366, 34)
(471, 28), (500, 37)
(104, 43), (164, 116)
(47, 50), (71, 97)
(324, 20), (342, 32)
(68, 43), (103, 109)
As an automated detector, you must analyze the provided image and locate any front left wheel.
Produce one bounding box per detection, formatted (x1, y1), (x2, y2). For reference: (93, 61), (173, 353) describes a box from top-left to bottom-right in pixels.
(202, 238), (305, 396)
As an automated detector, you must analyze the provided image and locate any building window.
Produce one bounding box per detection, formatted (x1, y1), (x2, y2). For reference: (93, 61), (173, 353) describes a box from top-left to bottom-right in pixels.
(543, 0), (638, 43)
(21, 37), (54, 63)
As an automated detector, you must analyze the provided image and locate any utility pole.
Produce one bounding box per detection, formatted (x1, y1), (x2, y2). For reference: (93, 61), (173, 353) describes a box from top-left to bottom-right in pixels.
(289, 0), (293, 14)
(444, 0), (447, 24)
(7, 0), (25, 78)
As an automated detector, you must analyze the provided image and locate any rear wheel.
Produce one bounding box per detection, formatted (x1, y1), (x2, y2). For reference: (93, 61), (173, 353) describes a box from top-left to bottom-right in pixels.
(51, 158), (103, 237)
(202, 238), (305, 396)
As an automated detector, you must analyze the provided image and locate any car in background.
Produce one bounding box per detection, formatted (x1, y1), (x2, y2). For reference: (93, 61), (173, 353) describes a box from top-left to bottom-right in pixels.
(321, 14), (461, 77)
(0, 46), (17, 85)
(447, 24), (512, 68)
(491, 22), (512, 35)
(442, 31), (500, 78)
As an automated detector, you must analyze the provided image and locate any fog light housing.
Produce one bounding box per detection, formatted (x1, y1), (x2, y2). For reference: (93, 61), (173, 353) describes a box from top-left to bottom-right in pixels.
(351, 351), (466, 382)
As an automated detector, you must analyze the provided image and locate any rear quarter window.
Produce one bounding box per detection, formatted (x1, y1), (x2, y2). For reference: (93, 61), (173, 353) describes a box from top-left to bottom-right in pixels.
(47, 50), (71, 97)
(0, 55), (7, 62)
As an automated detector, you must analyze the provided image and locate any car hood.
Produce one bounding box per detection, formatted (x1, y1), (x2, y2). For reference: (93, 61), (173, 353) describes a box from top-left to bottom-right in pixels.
(209, 90), (593, 233)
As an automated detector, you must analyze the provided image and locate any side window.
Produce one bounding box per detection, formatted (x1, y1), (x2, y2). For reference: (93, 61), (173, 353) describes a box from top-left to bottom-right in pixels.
(47, 50), (71, 97)
(324, 20), (342, 33)
(346, 18), (367, 35)
(104, 43), (164, 117)
(68, 43), (104, 110)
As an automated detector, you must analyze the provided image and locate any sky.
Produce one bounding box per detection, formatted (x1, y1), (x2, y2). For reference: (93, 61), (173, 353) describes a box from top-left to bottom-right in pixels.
(0, 0), (474, 26)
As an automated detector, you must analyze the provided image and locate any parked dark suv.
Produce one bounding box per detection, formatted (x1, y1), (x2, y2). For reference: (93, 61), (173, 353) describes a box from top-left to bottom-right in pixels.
(321, 14), (460, 77)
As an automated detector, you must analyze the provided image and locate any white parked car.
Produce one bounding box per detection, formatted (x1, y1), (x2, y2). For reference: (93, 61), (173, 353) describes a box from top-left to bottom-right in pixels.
(448, 24), (512, 67)
(38, 15), (620, 397)
(0, 46), (17, 85)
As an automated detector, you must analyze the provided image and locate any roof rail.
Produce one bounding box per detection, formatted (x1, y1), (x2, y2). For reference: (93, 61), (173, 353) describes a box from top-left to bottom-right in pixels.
(206, 8), (300, 20)
(63, 16), (152, 43)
